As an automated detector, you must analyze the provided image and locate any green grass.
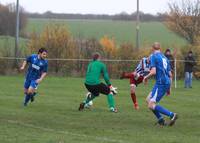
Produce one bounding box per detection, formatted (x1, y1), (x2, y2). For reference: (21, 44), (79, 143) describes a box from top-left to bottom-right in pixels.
(0, 36), (29, 56)
(0, 76), (199, 143)
(26, 18), (187, 47)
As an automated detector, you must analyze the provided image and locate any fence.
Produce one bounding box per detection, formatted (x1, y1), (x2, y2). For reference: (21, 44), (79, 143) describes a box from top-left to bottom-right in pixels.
(0, 57), (199, 88)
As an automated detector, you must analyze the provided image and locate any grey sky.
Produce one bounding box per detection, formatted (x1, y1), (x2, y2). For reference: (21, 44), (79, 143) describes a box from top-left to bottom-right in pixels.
(0, 0), (181, 14)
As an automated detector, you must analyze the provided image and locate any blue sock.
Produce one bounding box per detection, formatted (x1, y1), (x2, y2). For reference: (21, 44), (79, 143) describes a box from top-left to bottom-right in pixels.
(24, 94), (31, 105)
(155, 105), (174, 118)
(31, 92), (37, 98)
(33, 92), (37, 96)
(152, 110), (163, 121)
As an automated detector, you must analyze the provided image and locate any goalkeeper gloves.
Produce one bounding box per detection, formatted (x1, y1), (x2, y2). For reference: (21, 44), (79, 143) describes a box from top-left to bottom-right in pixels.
(109, 85), (118, 95)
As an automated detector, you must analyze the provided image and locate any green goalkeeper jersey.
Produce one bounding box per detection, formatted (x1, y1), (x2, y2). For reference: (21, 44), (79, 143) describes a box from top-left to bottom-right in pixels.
(85, 60), (111, 85)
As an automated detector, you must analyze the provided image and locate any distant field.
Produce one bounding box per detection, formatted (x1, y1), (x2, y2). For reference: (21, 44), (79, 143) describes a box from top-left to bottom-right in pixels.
(0, 76), (199, 143)
(26, 18), (187, 47)
(0, 36), (29, 56)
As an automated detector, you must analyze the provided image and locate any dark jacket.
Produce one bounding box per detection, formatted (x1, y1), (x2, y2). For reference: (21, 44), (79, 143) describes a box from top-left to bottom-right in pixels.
(165, 54), (174, 71)
(184, 56), (196, 73)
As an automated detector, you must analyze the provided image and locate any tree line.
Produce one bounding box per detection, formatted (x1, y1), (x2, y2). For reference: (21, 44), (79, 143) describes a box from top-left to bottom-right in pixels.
(27, 11), (166, 22)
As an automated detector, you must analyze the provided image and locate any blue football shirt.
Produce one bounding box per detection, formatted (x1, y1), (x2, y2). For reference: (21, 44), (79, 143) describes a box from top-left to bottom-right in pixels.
(26, 54), (48, 80)
(150, 52), (171, 85)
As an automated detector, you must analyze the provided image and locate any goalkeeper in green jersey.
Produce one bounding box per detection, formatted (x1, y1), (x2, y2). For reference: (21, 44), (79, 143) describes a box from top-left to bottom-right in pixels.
(78, 52), (118, 113)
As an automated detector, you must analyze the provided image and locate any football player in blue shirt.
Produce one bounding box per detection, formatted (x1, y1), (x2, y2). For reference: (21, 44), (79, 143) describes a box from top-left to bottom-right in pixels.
(20, 48), (48, 106)
(143, 42), (178, 126)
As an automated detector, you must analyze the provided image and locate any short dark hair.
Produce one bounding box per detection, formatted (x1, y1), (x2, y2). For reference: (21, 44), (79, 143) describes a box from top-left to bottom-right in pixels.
(38, 48), (47, 54)
(165, 48), (171, 53)
(188, 50), (193, 54)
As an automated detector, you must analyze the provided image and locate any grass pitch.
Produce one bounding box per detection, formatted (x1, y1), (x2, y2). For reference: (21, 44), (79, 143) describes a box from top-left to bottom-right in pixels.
(0, 76), (199, 143)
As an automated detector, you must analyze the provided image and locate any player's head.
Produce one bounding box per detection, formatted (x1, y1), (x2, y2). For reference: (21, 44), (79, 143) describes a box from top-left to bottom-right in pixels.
(152, 42), (161, 51)
(92, 52), (101, 61)
(165, 48), (171, 56)
(38, 47), (47, 59)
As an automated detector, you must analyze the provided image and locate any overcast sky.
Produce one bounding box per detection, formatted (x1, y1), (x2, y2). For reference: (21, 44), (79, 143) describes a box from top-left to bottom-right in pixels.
(0, 0), (183, 14)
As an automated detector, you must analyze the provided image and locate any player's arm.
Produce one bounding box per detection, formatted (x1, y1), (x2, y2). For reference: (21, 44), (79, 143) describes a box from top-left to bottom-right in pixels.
(102, 64), (117, 95)
(20, 61), (27, 71)
(36, 72), (47, 84)
(102, 64), (111, 86)
(143, 55), (156, 83)
(36, 62), (48, 84)
(20, 55), (32, 71)
(102, 63), (118, 95)
(143, 67), (156, 81)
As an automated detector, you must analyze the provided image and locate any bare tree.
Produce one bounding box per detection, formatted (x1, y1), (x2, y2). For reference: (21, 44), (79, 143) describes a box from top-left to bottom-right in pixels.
(0, 3), (27, 36)
(165, 0), (200, 45)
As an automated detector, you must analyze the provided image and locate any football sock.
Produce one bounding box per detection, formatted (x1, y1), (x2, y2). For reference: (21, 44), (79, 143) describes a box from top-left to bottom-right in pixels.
(85, 94), (96, 104)
(155, 105), (174, 118)
(107, 94), (115, 108)
(30, 92), (37, 99)
(32, 92), (37, 97)
(152, 110), (163, 121)
(131, 93), (137, 105)
(24, 93), (31, 105)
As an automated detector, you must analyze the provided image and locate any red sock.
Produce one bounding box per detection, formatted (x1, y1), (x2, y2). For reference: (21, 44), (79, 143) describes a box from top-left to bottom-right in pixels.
(131, 93), (137, 105)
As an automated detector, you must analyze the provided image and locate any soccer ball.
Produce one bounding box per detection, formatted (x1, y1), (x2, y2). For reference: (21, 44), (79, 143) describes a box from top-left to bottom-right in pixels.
(88, 100), (93, 106)
(86, 92), (93, 106)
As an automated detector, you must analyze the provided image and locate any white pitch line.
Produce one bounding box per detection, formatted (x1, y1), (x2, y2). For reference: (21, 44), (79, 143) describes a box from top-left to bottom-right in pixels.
(6, 119), (128, 143)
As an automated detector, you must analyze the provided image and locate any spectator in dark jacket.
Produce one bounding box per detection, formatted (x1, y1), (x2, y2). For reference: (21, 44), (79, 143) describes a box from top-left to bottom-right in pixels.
(184, 51), (196, 88)
(164, 49), (174, 72)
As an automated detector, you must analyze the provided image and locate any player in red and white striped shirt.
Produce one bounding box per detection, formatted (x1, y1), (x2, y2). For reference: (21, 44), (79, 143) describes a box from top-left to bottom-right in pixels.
(120, 57), (150, 110)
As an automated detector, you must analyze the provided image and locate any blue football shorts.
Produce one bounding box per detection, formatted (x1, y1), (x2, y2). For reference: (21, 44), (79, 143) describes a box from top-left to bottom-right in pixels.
(24, 79), (38, 89)
(150, 84), (170, 102)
